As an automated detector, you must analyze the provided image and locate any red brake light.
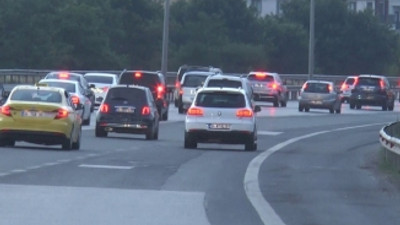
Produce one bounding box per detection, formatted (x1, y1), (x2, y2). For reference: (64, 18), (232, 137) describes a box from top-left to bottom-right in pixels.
(301, 83), (308, 90)
(142, 106), (150, 115)
(55, 108), (69, 119)
(187, 107), (203, 116)
(71, 95), (80, 104)
(156, 85), (165, 99)
(59, 72), (70, 79)
(236, 109), (253, 118)
(341, 83), (347, 90)
(255, 73), (266, 78)
(268, 83), (278, 90)
(328, 85), (333, 92)
(100, 103), (109, 113)
(380, 79), (385, 89)
(134, 72), (142, 78)
(175, 81), (181, 89)
(1, 105), (11, 116)
(102, 87), (109, 92)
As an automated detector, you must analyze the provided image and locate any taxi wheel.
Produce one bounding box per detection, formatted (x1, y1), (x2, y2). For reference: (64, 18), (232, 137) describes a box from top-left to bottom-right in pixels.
(7, 140), (15, 147)
(62, 137), (72, 150)
(72, 128), (81, 150)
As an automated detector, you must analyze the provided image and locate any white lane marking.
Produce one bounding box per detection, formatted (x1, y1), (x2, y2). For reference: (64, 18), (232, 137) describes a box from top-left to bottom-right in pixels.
(244, 122), (386, 225)
(258, 131), (283, 136)
(79, 164), (134, 170)
(10, 169), (26, 173)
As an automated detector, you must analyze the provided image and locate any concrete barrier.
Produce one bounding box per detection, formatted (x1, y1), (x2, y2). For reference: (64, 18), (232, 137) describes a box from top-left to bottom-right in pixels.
(379, 122), (400, 171)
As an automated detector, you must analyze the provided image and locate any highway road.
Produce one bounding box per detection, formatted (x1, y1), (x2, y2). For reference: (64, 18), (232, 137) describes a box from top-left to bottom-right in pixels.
(1, 101), (400, 225)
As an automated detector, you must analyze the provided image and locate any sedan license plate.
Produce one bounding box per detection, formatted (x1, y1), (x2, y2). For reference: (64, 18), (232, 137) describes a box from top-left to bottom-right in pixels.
(21, 110), (54, 118)
(209, 123), (231, 130)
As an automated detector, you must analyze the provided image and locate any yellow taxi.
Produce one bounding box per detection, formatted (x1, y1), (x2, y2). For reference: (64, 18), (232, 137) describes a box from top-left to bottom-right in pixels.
(0, 85), (82, 150)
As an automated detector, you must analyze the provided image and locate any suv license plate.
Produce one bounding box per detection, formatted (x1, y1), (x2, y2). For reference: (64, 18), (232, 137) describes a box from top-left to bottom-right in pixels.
(209, 123), (231, 130)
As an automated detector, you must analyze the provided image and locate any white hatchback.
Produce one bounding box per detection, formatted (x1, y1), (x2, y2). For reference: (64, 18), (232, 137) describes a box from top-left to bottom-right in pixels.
(84, 72), (118, 106)
(184, 87), (260, 151)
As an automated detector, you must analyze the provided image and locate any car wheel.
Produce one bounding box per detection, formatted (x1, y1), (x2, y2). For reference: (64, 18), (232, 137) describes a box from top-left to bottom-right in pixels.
(62, 135), (72, 150)
(95, 125), (107, 137)
(162, 109), (168, 121)
(280, 100), (287, 107)
(389, 102), (394, 111)
(154, 122), (159, 140)
(305, 106), (310, 112)
(273, 99), (279, 107)
(245, 134), (257, 151)
(298, 104), (304, 112)
(356, 104), (362, 110)
(72, 127), (81, 150)
(382, 102), (388, 111)
(329, 108), (334, 114)
(178, 105), (185, 114)
(184, 132), (197, 149)
(82, 112), (91, 125)
(335, 109), (341, 114)
(349, 102), (355, 109)
(146, 125), (156, 140)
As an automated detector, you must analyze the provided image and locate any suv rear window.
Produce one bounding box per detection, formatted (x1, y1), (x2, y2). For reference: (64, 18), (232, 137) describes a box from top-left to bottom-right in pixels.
(119, 72), (161, 89)
(303, 83), (331, 93)
(105, 87), (147, 106)
(182, 75), (208, 87)
(357, 77), (380, 86)
(345, 78), (356, 85)
(207, 79), (242, 88)
(196, 92), (245, 108)
(178, 66), (211, 82)
(247, 74), (274, 82)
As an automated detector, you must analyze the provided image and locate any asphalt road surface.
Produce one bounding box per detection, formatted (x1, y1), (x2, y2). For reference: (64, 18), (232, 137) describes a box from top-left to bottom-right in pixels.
(1, 101), (400, 225)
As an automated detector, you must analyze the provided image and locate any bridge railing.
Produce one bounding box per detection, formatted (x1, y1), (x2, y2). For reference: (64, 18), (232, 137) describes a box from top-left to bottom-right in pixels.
(379, 122), (400, 171)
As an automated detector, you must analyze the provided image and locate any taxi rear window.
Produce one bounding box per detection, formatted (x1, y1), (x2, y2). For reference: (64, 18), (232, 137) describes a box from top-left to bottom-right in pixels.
(196, 92), (245, 108)
(11, 89), (62, 103)
(40, 82), (76, 93)
(105, 88), (147, 106)
(207, 79), (242, 88)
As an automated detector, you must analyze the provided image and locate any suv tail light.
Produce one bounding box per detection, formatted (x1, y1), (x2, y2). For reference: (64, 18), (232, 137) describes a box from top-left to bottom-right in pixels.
(341, 83), (347, 90)
(268, 83), (278, 90)
(142, 106), (150, 115)
(187, 107), (203, 116)
(55, 108), (69, 119)
(156, 85), (165, 99)
(100, 103), (109, 113)
(380, 79), (385, 89)
(328, 85), (333, 92)
(236, 109), (253, 118)
(1, 105), (11, 116)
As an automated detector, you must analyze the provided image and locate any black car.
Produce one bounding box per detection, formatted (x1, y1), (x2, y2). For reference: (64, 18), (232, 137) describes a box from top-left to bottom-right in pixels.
(118, 70), (169, 121)
(349, 74), (395, 111)
(44, 71), (96, 112)
(95, 85), (159, 140)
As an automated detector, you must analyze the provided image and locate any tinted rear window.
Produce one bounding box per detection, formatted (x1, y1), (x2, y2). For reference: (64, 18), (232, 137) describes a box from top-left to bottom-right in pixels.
(85, 76), (114, 84)
(11, 89), (62, 103)
(207, 79), (242, 88)
(247, 74), (274, 82)
(178, 67), (210, 81)
(357, 77), (381, 86)
(40, 81), (76, 93)
(303, 83), (331, 93)
(105, 88), (147, 106)
(182, 75), (208, 87)
(119, 72), (160, 90)
(345, 78), (356, 85)
(196, 92), (245, 108)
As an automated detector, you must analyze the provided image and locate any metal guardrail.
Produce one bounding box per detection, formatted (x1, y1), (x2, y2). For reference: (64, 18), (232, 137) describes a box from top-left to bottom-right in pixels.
(379, 122), (400, 171)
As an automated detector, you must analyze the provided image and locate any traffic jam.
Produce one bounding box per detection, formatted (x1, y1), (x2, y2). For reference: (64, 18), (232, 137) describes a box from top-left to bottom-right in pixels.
(0, 66), (396, 151)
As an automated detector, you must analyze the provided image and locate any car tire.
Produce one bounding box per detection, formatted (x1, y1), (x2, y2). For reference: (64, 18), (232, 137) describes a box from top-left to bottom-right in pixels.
(329, 108), (334, 114)
(184, 132), (197, 149)
(95, 125), (107, 137)
(335, 109), (341, 114)
(382, 102), (388, 111)
(72, 127), (81, 150)
(82, 113), (91, 125)
(298, 105), (304, 112)
(273, 99), (279, 107)
(305, 106), (310, 112)
(280, 100), (287, 107)
(162, 109), (168, 121)
(62, 136), (72, 150)
(356, 104), (362, 110)
(389, 102), (394, 111)
(245, 134), (257, 151)
(178, 105), (185, 114)
(146, 126), (156, 140)
(349, 102), (355, 109)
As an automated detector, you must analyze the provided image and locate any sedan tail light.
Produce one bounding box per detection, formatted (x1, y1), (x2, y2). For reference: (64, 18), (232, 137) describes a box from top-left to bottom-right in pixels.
(99, 103), (109, 113)
(1, 105), (11, 116)
(55, 108), (69, 119)
(236, 109), (253, 118)
(187, 107), (203, 116)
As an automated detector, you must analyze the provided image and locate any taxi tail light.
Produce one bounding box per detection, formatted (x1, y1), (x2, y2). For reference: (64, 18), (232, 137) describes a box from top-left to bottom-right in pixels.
(55, 108), (69, 119)
(268, 83), (278, 90)
(100, 103), (109, 113)
(71, 95), (80, 104)
(0, 105), (11, 116)
(142, 106), (150, 115)
(187, 107), (204, 116)
(156, 85), (165, 99)
(236, 109), (253, 118)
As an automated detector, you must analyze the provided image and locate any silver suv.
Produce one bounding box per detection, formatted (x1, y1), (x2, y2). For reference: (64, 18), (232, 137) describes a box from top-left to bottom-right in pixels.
(246, 71), (288, 107)
(184, 87), (260, 151)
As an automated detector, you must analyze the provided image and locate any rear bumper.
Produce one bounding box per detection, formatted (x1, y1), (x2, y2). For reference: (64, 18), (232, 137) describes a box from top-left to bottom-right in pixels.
(299, 99), (337, 109)
(0, 130), (68, 144)
(186, 130), (254, 144)
(350, 94), (388, 106)
(96, 119), (155, 134)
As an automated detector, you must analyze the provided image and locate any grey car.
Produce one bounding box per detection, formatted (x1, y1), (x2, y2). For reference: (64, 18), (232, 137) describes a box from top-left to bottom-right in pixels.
(298, 80), (342, 114)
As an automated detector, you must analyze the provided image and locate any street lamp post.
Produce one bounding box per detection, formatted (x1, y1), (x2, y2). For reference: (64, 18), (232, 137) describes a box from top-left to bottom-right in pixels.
(161, 0), (170, 77)
(308, 0), (315, 80)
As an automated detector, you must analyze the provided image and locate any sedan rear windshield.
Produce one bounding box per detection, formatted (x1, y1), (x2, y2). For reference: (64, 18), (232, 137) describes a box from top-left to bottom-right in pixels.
(11, 89), (62, 103)
(196, 92), (245, 108)
(247, 74), (274, 82)
(105, 88), (147, 106)
(182, 75), (208, 87)
(303, 83), (331, 93)
(40, 82), (76, 93)
(85, 76), (114, 84)
(207, 79), (242, 88)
